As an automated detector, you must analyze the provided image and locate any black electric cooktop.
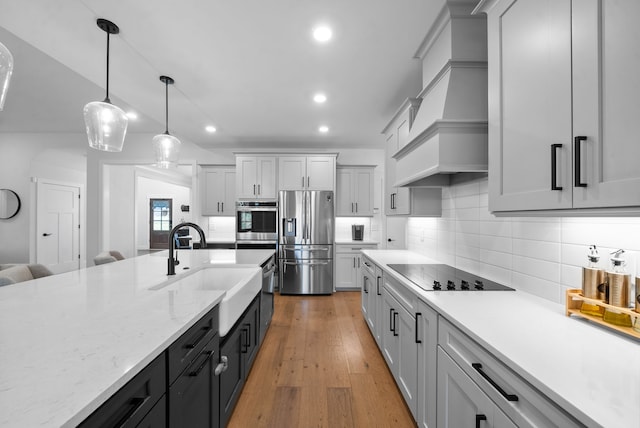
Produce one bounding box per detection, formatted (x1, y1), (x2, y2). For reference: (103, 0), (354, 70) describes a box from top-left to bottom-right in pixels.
(387, 264), (514, 292)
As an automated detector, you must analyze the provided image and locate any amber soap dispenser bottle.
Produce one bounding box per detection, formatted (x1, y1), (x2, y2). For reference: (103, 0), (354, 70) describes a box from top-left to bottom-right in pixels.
(580, 245), (606, 317)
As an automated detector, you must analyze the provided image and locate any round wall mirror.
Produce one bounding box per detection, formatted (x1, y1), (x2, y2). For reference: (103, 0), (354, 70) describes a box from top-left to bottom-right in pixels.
(0, 189), (21, 219)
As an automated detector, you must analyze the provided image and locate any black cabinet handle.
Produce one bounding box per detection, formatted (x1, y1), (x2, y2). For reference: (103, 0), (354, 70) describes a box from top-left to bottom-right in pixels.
(475, 414), (487, 428)
(189, 350), (214, 377)
(364, 261), (371, 268)
(376, 276), (381, 296)
(574, 136), (587, 187)
(112, 395), (151, 427)
(352, 202), (354, 213)
(241, 327), (249, 353)
(363, 275), (368, 293)
(393, 311), (398, 336)
(415, 312), (422, 344)
(221, 202), (224, 212)
(389, 308), (395, 332)
(217, 202), (220, 212)
(355, 202), (358, 212)
(184, 326), (211, 349)
(551, 144), (563, 190)
(472, 363), (519, 401)
(42, 233), (52, 237)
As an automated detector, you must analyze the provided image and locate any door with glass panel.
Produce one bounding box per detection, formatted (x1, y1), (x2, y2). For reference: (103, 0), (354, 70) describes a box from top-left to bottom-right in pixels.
(149, 198), (172, 249)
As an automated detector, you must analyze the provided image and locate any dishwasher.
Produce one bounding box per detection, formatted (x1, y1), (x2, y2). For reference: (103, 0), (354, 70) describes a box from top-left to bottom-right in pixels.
(259, 254), (276, 342)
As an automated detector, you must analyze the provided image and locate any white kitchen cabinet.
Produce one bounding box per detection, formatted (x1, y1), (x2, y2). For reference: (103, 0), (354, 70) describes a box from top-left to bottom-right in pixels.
(236, 156), (277, 200)
(417, 300), (438, 428)
(437, 348), (516, 428)
(382, 273), (420, 419)
(278, 155), (335, 191)
(201, 166), (235, 216)
(336, 166), (374, 216)
(481, 0), (640, 213)
(336, 243), (377, 291)
(361, 255), (383, 347)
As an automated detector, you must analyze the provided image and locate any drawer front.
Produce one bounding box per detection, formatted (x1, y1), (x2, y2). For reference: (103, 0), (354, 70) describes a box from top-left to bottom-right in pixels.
(383, 272), (418, 314)
(168, 305), (219, 384)
(79, 353), (166, 428)
(336, 244), (378, 254)
(438, 318), (583, 428)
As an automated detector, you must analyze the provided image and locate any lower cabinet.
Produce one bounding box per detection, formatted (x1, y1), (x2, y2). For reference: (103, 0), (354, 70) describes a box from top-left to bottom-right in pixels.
(361, 255), (384, 347)
(336, 243), (378, 290)
(219, 294), (260, 427)
(437, 348), (516, 428)
(417, 300), (438, 428)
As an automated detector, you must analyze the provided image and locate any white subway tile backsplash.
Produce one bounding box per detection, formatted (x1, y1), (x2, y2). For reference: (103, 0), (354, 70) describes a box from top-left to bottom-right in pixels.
(405, 175), (640, 304)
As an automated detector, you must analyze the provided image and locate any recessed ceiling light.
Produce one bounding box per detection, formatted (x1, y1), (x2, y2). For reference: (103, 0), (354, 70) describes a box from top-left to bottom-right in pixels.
(313, 26), (332, 42)
(313, 93), (327, 103)
(126, 111), (138, 120)
(318, 125), (329, 133)
(205, 125), (217, 133)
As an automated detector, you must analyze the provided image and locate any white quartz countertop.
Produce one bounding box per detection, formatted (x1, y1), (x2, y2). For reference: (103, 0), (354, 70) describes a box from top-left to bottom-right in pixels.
(0, 249), (274, 428)
(335, 240), (379, 245)
(362, 250), (640, 428)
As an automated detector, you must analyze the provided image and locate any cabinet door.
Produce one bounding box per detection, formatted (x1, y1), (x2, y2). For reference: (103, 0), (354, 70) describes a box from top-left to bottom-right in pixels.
(336, 169), (354, 216)
(572, 0), (640, 208)
(220, 326), (245, 427)
(354, 169), (373, 215)
(257, 157), (277, 199)
(306, 156), (335, 190)
(335, 253), (356, 290)
(360, 270), (370, 319)
(236, 157), (258, 199)
(417, 302), (438, 428)
(278, 156), (306, 190)
(372, 274), (384, 347)
(397, 304), (418, 418)
(437, 348), (496, 428)
(202, 168), (224, 215)
(381, 287), (399, 370)
(221, 169), (236, 215)
(487, 0), (573, 212)
(385, 133), (398, 216)
(244, 296), (260, 371)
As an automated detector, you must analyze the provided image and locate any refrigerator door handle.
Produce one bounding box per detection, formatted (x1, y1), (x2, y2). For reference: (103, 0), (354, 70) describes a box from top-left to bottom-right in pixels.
(282, 260), (331, 266)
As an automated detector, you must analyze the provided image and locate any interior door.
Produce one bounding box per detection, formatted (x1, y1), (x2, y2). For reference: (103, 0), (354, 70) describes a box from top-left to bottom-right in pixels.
(149, 199), (172, 249)
(36, 181), (80, 273)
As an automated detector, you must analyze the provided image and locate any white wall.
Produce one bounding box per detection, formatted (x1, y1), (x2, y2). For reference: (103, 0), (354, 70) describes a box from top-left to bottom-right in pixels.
(405, 175), (640, 305)
(0, 133), (86, 264)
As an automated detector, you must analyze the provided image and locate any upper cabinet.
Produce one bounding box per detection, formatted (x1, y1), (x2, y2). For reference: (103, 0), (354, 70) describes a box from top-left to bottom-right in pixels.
(236, 156), (277, 200)
(278, 155), (336, 191)
(336, 166), (374, 216)
(201, 166), (236, 216)
(479, 0), (640, 213)
(383, 99), (442, 217)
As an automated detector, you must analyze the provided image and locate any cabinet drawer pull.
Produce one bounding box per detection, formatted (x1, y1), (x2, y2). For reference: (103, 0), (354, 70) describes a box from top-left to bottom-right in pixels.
(550, 144), (563, 190)
(112, 395), (151, 427)
(376, 276), (381, 296)
(475, 414), (487, 428)
(472, 363), (519, 402)
(393, 311), (398, 336)
(364, 261), (371, 268)
(574, 136), (587, 187)
(185, 326), (211, 349)
(415, 312), (422, 344)
(189, 350), (214, 377)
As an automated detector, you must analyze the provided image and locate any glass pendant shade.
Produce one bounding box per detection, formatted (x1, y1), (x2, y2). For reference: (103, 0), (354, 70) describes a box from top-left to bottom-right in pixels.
(83, 100), (128, 152)
(152, 133), (181, 168)
(0, 41), (14, 111)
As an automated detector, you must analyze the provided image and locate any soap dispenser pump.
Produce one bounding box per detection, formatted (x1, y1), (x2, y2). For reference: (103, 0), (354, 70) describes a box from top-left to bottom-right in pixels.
(580, 245), (606, 317)
(603, 249), (632, 327)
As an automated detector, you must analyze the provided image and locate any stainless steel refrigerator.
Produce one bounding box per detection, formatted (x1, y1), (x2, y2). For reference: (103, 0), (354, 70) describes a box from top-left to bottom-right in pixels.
(279, 190), (334, 294)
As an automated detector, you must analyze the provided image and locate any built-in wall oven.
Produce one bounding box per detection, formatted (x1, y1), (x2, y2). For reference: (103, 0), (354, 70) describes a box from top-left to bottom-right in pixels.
(235, 201), (278, 243)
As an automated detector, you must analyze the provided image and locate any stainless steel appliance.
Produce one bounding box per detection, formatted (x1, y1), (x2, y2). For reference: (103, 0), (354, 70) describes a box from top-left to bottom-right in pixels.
(387, 264), (514, 291)
(235, 201), (278, 243)
(279, 190), (334, 295)
(259, 254), (276, 342)
(352, 224), (364, 241)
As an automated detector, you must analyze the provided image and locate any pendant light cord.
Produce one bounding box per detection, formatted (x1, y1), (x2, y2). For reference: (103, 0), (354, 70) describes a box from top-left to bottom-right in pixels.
(165, 79), (169, 134)
(104, 32), (111, 103)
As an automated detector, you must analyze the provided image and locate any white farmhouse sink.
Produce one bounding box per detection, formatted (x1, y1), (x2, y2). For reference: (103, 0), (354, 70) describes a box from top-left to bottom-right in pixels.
(150, 266), (262, 336)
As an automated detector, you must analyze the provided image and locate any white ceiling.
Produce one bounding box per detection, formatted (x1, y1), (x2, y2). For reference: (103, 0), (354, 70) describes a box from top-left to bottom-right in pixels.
(0, 0), (446, 150)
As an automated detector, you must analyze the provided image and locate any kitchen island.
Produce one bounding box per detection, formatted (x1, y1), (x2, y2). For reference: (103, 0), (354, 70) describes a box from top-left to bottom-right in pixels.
(362, 250), (640, 428)
(0, 249), (274, 428)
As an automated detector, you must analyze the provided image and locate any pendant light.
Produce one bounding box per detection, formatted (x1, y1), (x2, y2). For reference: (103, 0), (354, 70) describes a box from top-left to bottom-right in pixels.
(0, 41), (14, 111)
(152, 75), (181, 169)
(83, 19), (128, 152)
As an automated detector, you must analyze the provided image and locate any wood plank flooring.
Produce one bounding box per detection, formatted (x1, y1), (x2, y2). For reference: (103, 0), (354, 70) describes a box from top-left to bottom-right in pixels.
(227, 292), (416, 428)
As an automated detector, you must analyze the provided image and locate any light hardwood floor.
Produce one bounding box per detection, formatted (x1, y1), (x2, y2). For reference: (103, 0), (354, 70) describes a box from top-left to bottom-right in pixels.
(227, 291), (416, 428)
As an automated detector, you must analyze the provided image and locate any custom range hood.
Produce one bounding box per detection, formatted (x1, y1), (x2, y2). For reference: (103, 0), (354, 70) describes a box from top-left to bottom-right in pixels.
(393, 0), (488, 187)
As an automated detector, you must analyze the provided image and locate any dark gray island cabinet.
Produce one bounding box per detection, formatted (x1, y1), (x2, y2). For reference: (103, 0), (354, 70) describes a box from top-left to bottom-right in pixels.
(80, 290), (268, 428)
